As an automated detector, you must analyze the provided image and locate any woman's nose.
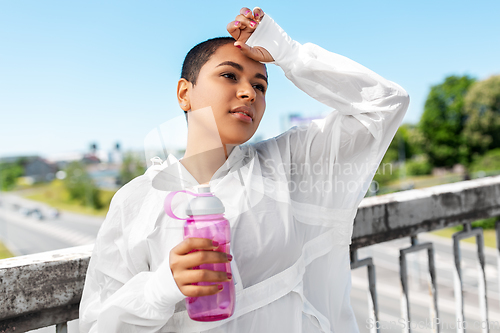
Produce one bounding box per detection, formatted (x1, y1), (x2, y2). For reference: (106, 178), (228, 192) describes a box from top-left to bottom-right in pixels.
(237, 81), (256, 102)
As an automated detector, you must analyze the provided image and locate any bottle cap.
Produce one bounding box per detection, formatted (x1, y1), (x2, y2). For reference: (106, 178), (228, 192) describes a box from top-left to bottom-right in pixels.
(186, 185), (225, 216)
(196, 184), (212, 194)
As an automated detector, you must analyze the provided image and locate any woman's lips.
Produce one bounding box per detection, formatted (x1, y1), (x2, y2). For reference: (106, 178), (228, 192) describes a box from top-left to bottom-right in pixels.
(230, 111), (253, 123)
(229, 106), (253, 122)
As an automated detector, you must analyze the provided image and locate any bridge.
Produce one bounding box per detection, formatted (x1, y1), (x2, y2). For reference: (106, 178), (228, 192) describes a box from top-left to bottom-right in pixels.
(1, 176), (500, 333)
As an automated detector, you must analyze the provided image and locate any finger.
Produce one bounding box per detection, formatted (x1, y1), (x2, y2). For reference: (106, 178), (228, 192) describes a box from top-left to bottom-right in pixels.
(236, 44), (274, 63)
(239, 7), (254, 20)
(226, 20), (242, 39)
(253, 7), (264, 22)
(233, 42), (265, 62)
(171, 238), (218, 256)
(178, 269), (232, 285)
(182, 250), (231, 269)
(227, 15), (257, 41)
(180, 284), (224, 298)
(227, 17), (257, 43)
(234, 14), (258, 30)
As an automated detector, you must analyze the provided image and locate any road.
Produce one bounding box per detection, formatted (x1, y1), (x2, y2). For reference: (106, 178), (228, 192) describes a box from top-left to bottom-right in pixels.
(0, 193), (499, 332)
(0, 193), (101, 255)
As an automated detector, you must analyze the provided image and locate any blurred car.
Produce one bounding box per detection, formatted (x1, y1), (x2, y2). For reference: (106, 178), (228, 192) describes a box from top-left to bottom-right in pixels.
(20, 207), (32, 216)
(31, 209), (44, 221)
(18, 207), (45, 220)
(48, 208), (60, 219)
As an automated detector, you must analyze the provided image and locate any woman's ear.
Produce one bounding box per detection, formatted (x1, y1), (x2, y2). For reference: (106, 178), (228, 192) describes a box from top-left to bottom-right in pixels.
(177, 78), (191, 112)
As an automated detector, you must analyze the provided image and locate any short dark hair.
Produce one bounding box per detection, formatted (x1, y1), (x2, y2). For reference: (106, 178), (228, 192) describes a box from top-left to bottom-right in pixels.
(181, 36), (236, 87)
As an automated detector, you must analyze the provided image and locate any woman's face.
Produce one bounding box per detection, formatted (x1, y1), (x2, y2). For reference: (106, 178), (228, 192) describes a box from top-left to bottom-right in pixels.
(179, 43), (268, 146)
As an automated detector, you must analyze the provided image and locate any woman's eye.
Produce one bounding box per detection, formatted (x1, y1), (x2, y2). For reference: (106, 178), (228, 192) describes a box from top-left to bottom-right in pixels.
(222, 73), (236, 80)
(254, 84), (265, 93)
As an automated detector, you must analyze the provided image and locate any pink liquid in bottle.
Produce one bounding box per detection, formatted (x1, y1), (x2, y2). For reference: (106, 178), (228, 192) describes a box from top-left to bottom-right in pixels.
(164, 185), (235, 322)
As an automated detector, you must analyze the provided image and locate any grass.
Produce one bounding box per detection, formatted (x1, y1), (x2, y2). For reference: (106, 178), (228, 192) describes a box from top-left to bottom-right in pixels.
(380, 173), (464, 194)
(379, 170), (500, 195)
(0, 241), (15, 259)
(431, 227), (498, 248)
(21, 179), (116, 217)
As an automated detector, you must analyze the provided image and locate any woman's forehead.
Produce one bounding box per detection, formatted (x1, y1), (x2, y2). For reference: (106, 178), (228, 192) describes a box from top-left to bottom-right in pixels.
(205, 44), (267, 74)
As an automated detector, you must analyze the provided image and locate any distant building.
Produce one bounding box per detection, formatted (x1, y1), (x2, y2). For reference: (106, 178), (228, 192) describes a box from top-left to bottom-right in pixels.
(86, 163), (121, 190)
(81, 154), (101, 165)
(108, 143), (123, 165)
(84, 142), (123, 165)
(85, 143), (125, 189)
(45, 152), (84, 170)
(24, 157), (58, 183)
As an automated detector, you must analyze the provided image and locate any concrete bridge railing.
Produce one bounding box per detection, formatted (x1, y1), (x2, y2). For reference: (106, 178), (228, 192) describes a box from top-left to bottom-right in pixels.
(1, 176), (500, 332)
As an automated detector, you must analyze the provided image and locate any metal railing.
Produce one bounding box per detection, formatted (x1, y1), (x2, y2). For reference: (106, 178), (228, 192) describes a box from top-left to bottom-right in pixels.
(350, 175), (500, 333)
(1, 175), (500, 332)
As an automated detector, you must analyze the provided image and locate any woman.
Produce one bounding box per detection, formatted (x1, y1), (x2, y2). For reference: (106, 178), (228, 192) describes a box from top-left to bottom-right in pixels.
(80, 6), (409, 332)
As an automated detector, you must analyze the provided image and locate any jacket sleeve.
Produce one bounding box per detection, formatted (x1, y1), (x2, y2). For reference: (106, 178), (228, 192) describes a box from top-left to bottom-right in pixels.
(246, 14), (410, 215)
(79, 180), (185, 333)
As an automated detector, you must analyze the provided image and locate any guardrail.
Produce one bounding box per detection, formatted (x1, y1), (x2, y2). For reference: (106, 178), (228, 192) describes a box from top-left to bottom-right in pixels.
(1, 176), (500, 332)
(0, 245), (92, 332)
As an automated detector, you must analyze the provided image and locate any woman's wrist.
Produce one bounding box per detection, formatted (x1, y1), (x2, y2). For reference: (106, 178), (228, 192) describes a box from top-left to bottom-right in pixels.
(144, 259), (185, 309)
(245, 13), (299, 68)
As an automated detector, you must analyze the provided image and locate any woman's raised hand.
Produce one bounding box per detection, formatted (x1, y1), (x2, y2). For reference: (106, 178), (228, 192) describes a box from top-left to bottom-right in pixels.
(170, 238), (233, 297)
(226, 7), (274, 63)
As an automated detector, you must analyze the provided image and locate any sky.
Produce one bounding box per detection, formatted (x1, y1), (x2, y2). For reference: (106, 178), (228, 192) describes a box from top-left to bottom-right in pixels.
(1, 0), (499, 158)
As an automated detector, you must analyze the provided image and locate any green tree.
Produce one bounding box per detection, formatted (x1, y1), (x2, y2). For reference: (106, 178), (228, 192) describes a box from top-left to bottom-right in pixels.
(373, 124), (420, 188)
(384, 124), (418, 163)
(63, 161), (103, 209)
(419, 75), (476, 167)
(118, 152), (146, 186)
(0, 162), (24, 191)
(462, 75), (500, 160)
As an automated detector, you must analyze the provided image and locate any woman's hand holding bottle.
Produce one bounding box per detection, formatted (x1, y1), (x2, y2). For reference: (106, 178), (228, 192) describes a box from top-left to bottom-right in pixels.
(169, 238), (233, 297)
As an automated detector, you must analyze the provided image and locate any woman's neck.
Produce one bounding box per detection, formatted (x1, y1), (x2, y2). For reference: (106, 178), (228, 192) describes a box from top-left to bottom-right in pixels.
(180, 107), (237, 184)
(181, 144), (236, 185)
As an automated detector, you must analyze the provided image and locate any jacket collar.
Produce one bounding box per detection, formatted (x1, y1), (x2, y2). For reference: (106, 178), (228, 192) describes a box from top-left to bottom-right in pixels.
(148, 144), (251, 192)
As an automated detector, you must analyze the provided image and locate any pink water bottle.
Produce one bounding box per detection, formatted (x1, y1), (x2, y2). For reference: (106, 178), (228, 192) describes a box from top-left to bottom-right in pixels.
(164, 184), (235, 322)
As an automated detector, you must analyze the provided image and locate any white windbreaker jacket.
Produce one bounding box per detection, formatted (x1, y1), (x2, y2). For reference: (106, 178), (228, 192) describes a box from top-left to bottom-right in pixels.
(79, 12), (410, 333)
